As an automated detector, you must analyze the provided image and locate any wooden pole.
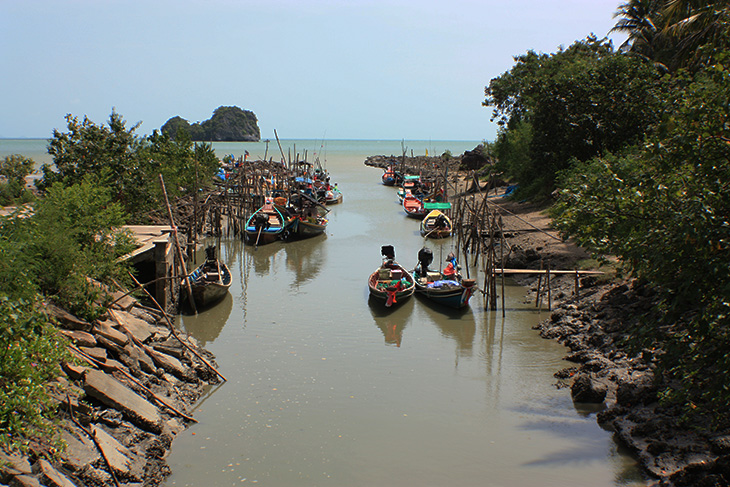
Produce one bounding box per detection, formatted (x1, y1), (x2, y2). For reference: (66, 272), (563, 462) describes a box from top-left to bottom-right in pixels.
(159, 174), (197, 314)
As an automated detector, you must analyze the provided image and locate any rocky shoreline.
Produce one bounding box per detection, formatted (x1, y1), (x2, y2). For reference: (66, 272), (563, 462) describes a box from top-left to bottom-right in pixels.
(1, 294), (220, 487)
(499, 199), (730, 486)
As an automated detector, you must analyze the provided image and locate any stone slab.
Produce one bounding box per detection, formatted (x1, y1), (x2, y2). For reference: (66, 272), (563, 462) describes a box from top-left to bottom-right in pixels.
(38, 459), (78, 487)
(83, 369), (161, 433)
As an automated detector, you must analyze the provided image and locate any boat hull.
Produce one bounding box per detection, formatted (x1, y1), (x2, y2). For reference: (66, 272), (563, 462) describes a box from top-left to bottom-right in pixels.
(413, 271), (476, 309)
(187, 262), (232, 309)
(420, 209), (452, 238)
(368, 263), (415, 307)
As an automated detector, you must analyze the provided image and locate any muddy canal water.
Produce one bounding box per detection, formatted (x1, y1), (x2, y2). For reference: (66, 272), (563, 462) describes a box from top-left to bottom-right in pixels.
(164, 141), (648, 487)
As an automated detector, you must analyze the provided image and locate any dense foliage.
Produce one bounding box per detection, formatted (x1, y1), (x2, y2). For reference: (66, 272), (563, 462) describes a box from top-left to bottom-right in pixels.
(161, 105), (260, 142)
(0, 154), (35, 205)
(485, 36), (663, 197)
(38, 110), (220, 219)
(0, 297), (69, 451)
(482, 0), (730, 422)
(611, 0), (730, 73)
(1, 108), (221, 450)
(0, 179), (138, 450)
(552, 60), (730, 420)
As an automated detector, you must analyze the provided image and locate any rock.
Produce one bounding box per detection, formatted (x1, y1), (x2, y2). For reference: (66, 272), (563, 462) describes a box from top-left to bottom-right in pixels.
(109, 291), (137, 311)
(45, 304), (92, 332)
(8, 475), (42, 487)
(571, 373), (608, 403)
(93, 321), (129, 347)
(83, 369), (162, 433)
(37, 459), (77, 487)
(78, 347), (107, 363)
(144, 346), (189, 379)
(58, 329), (97, 347)
(89, 425), (138, 479)
(109, 309), (156, 343)
(59, 426), (100, 472)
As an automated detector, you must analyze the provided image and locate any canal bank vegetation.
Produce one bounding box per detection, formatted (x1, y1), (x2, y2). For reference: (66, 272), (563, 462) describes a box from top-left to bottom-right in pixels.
(483, 1), (730, 477)
(0, 110), (224, 474)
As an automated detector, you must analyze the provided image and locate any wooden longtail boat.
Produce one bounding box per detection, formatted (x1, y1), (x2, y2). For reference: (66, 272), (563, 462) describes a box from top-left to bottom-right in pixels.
(382, 166), (397, 186)
(412, 248), (475, 309)
(420, 203), (452, 238)
(402, 192), (427, 219)
(325, 187), (343, 205)
(245, 198), (286, 245)
(282, 210), (328, 240)
(368, 246), (415, 307)
(186, 246), (232, 309)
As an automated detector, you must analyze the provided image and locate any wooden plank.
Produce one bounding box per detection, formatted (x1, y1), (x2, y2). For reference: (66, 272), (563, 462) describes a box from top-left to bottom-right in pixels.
(492, 268), (604, 275)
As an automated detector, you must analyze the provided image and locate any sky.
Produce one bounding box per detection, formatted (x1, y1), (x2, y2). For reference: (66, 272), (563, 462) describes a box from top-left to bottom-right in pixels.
(1, 0), (628, 141)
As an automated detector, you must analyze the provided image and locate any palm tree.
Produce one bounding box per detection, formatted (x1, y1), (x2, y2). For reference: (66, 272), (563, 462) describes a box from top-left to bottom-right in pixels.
(661, 0), (730, 71)
(611, 0), (670, 70)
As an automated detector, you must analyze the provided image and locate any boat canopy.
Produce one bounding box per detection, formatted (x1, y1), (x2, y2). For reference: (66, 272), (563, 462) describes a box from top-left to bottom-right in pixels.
(424, 202), (451, 210)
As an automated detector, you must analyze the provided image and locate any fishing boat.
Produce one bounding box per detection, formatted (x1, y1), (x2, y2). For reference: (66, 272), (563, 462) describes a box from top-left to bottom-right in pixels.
(244, 198), (286, 245)
(368, 245), (415, 307)
(324, 186), (343, 205)
(185, 246), (232, 309)
(397, 175), (422, 202)
(420, 203), (452, 238)
(382, 166), (397, 186)
(282, 207), (328, 240)
(412, 248), (476, 309)
(402, 191), (427, 219)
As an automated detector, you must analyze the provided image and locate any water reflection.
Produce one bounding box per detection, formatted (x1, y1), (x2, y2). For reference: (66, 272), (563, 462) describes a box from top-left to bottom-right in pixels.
(245, 240), (285, 275)
(283, 236), (326, 289)
(178, 292), (233, 346)
(368, 295), (414, 346)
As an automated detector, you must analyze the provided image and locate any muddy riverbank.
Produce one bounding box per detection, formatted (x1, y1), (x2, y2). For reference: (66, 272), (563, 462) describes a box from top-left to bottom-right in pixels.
(0, 294), (221, 487)
(494, 198), (730, 486)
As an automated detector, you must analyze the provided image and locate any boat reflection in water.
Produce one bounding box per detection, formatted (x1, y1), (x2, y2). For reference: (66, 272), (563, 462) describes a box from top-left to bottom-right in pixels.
(284, 235), (326, 290)
(177, 292), (233, 347)
(368, 294), (414, 346)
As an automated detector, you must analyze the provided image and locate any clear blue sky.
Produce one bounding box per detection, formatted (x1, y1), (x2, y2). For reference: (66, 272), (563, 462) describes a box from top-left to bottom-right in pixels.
(1, 0), (627, 141)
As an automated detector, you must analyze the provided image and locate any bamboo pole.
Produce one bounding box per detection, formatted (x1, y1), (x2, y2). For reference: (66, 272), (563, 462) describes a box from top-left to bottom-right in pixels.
(159, 174), (197, 314)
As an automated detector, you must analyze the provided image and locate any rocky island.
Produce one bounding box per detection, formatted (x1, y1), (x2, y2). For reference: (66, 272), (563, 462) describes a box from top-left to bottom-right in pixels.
(161, 106), (260, 142)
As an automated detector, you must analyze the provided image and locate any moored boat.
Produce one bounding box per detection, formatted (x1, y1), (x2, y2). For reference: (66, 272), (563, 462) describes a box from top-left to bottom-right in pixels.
(185, 246), (233, 309)
(245, 198), (286, 245)
(420, 203), (452, 238)
(325, 186), (343, 205)
(282, 207), (328, 240)
(382, 166), (398, 186)
(402, 191), (427, 219)
(368, 245), (415, 307)
(412, 248), (476, 309)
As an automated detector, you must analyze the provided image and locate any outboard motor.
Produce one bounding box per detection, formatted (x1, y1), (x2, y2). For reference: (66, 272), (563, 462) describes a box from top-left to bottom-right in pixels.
(381, 245), (395, 264)
(254, 213), (270, 230)
(417, 247), (433, 274)
(205, 245), (217, 262)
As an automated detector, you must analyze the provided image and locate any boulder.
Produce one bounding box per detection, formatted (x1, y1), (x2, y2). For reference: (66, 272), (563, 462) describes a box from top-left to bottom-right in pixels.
(571, 373), (608, 404)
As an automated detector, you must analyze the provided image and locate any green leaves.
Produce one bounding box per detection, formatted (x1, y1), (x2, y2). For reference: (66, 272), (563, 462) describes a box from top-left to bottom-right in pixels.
(0, 296), (70, 451)
(38, 110), (221, 219)
(486, 36), (663, 196)
(553, 56), (730, 422)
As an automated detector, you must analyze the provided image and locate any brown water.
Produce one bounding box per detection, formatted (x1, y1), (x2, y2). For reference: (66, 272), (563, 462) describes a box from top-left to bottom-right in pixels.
(163, 145), (648, 487)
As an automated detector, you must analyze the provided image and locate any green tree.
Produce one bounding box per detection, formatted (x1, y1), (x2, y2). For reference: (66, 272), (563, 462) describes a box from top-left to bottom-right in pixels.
(0, 155), (35, 204)
(38, 110), (221, 219)
(484, 36), (663, 196)
(552, 58), (730, 419)
(612, 0), (730, 72)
